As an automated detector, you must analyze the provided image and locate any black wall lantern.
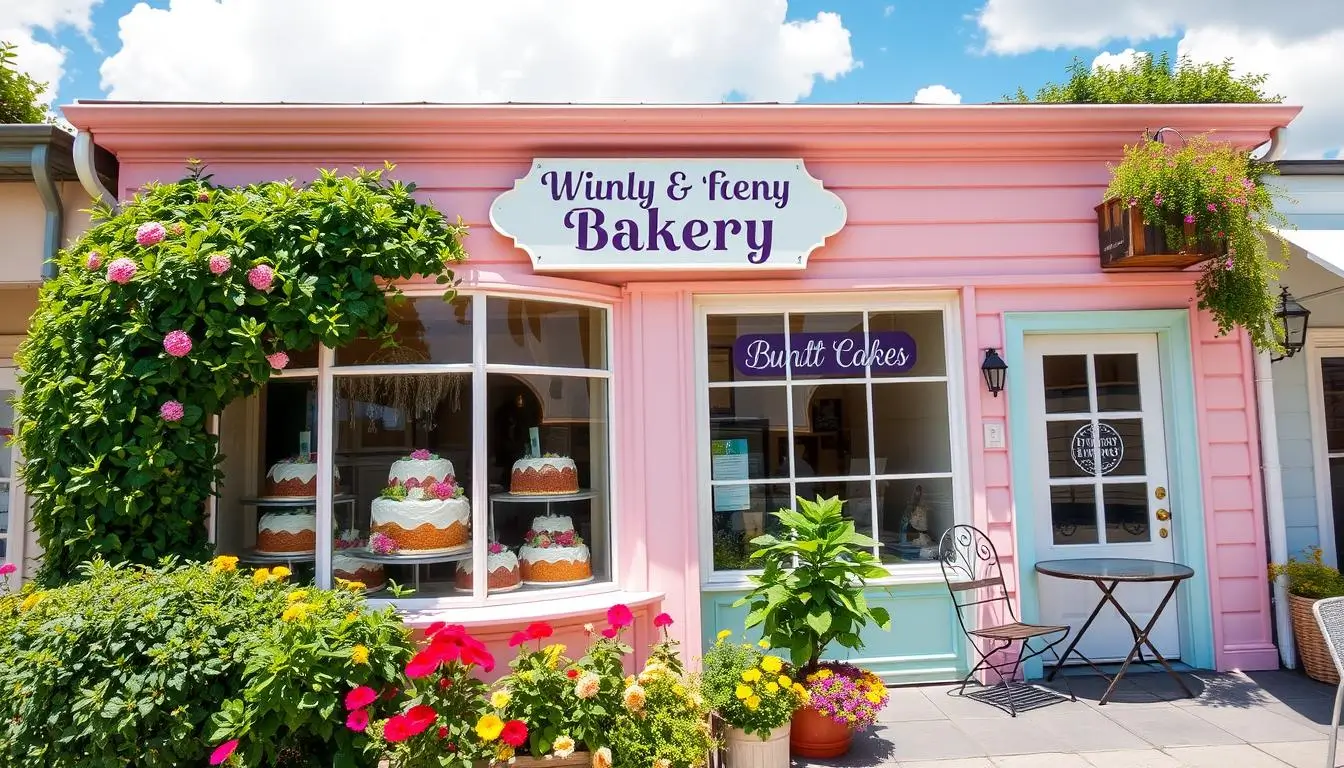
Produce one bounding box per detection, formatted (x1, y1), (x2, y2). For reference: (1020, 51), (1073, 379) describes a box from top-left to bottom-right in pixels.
(1272, 287), (1310, 363)
(982, 348), (1008, 397)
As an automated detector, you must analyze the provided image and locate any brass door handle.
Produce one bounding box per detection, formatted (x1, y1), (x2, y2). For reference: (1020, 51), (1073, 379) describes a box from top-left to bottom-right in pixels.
(1156, 509), (1171, 521)
(1155, 487), (1167, 500)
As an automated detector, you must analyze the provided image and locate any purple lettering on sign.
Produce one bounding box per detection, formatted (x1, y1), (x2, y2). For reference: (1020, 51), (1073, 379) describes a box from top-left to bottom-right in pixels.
(732, 331), (917, 377)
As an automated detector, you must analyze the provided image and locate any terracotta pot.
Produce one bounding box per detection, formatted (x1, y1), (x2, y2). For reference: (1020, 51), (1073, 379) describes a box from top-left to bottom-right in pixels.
(724, 724), (790, 768)
(789, 706), (853, 758)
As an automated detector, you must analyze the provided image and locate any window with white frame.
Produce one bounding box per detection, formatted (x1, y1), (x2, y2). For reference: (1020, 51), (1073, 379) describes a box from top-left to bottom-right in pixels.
(700, 301), (960, 573)
(0, 367), (16, 574)
(216, 294), (612, 603)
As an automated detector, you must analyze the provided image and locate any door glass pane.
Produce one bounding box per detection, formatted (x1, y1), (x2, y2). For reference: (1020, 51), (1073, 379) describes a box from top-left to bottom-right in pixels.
(710, 483), (791, 570)
(1046, 420), (1093, 478)
(793, 384), (870, 478)
(711, 315), (786, 383)
(1095, 354), (1141, 412)
(0, 479), (7, 536)
(1100, 419), (1145, 476)
(1323, 359), (1344, 452)
(787, 313), (865, 380)
(1051, 484), (1098, 545)
(871, 382), (952, 474)
(1043, 355), (1089, 414)
(709, 387), (790, 480)
(1102, 482), (1150, 543)
(878, 477), (953, 564)
(486, 298), (606, 369)
(868, 311), (945, 378)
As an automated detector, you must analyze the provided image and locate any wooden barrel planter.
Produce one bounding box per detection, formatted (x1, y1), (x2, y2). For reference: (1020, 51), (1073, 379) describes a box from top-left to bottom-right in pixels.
(1288, 593), (1340, 684)
(1095, 199), (1226, 271)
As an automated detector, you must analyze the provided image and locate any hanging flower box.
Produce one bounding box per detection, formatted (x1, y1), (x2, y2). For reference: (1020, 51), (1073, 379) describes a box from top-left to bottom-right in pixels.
(1095, 198), (1226, 271)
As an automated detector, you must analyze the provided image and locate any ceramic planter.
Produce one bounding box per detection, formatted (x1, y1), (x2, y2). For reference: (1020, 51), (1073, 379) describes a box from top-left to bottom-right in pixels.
(788, 706), (853, 758)
(722, 723), (790, 768)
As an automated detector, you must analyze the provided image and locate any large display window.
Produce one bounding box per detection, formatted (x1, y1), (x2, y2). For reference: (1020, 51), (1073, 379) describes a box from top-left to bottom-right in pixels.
(216, 293), (613, 604)
(697, 295), (965, 577)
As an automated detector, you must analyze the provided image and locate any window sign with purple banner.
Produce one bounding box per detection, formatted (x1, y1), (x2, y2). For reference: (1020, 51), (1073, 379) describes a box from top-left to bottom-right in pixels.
(733, 331), (918, 378)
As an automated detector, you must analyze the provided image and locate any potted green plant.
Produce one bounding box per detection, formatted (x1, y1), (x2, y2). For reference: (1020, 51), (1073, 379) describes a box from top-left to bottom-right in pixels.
(1270, 547), (1344, 684)
(701, 633), (805, 768)
(1098, 132), (1290, 351)
(734, 496), (891, 758)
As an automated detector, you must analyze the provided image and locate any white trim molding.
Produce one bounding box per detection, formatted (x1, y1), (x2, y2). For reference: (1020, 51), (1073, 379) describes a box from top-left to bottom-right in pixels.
(1305, 328), (1344, 568)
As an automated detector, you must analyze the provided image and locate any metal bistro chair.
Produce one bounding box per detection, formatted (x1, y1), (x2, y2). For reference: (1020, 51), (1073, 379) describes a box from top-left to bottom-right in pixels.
(939, 524), (1075, 716)
(1313, 596), (1344, 767)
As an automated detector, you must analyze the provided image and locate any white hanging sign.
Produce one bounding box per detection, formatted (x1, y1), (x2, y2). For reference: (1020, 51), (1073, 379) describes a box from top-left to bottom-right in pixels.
(489, 158), (847, 271)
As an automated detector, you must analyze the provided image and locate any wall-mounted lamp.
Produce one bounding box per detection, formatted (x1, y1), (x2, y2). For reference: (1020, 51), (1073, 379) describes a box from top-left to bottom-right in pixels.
(1271, 287), (1310, 363)
(981, 348), (1008, 397)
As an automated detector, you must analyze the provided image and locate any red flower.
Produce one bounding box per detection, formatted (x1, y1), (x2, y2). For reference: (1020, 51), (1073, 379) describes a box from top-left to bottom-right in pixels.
(509, 631), (530, 647)
(345, 685), (378, 711)
(601, 627), (618, 639)
(209, 739), (239, 766)
(607, 604), (634, 628)
(438, 726), (449, 739)
(566, 668), (580, 679)
(345, 709), (370, 732)
(500, 719), (529, 748)
(384, 686), (400, 700)
(653, 613), (673, 628)
(438, 677), (453, 690)
(406, 704), (437, 733)
(425, 621), (447, 638)
(405, 649), (440, 679)
(383, 715), (413, 743)
(525, 621), (554, 640)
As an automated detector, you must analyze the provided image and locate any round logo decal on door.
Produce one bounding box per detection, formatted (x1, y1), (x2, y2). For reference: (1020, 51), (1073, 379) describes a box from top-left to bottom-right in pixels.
(1070, 423), (1124, 475)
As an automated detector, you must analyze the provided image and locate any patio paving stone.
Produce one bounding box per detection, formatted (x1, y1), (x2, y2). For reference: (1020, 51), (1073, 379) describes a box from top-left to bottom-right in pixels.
(1100, 703), (1243, 747)
(1252, 739), (1332, 768)
(1078, 748), (1185, 768)
(1161, 744), (1293, 767)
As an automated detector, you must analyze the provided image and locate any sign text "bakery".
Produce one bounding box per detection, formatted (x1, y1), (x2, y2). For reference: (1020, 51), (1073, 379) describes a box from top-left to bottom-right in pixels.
(490, 159), (847, 271)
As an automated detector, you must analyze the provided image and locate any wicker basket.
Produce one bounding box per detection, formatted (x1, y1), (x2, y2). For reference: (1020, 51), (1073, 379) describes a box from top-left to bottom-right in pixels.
(1288, 593), (1340, 684)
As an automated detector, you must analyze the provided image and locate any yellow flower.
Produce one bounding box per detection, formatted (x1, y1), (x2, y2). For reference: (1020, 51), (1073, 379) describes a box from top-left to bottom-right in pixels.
(345, 611), (358, 622)
(552, 735), (576, 759)
(866, 692), (883, 704)
(741, 668), (762, 683)
(623, 684), (647, 712)
(778, 675), (792, 688)
(476, 714), (505, 741)
(759, 655), (783, 674)
(673, 683), (687, 698)
(491, 690), (512, 709)
(764, 681), (780, 694)
(716, 629), (732, 642)
(496, 745), (515, 762)
(210, 555), (239, 572)
(654, 760), (672, 768)
(270, 566), (291, 580)
(792, 683), (807, 697)
(351, 644), (369, 665)
(815, 669), (834, 680)
(745, 695), (761, 710)
(281, 604), (309, 622)
(543, 643), (566, 669)
(758, 639), (771, 649)
(19, 593), (43, 612)
(252, 568), (270, 585)
(735, 684), (753, 701)
(343, 580), (365, 593)
(287, 590), (308, 603)
(624, 674), (636, 687)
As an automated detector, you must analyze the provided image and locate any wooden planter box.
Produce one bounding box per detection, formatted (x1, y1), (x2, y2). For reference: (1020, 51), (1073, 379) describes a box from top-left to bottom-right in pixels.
(1095, 198), (1226, 271)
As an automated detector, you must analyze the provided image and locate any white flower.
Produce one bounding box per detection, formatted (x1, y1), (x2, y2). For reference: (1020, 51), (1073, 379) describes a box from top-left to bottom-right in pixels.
(576, 672), (601, 699)
(553, 735), (576, 759)
(593, 747), (613, 768)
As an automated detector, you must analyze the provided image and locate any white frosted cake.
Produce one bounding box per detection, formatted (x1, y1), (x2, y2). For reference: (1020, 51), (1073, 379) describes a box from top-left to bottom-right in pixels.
(264, 455), (340, 497)
(519, 514), (592, 583)
(388, 450), (454, 488)
(370, 451), (469, 554)
(333, 530), (384, 589)
(510, 454), (579, 495)
(257, 511), (316, 554)
(455, 542), (521, 592)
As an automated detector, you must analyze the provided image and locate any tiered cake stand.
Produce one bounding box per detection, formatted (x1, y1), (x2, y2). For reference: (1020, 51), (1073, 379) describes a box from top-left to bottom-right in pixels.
(488, 489), (596, 587)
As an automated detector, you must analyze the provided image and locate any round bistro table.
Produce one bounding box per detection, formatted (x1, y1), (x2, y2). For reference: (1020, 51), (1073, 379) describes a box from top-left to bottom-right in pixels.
(1034, 557), (1196, 705)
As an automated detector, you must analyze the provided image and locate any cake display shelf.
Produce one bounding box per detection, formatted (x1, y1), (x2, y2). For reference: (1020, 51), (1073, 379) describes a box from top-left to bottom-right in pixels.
(521, 575), (595, 588)
(488, 490), (597, 503)
(243, 494), (357, 506)
(238, 549), (316, 566)
(346, 547), (471, 592)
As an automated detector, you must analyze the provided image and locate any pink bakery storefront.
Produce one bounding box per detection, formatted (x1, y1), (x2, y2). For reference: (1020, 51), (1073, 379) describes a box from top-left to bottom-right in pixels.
(62, 102), (1298, 682)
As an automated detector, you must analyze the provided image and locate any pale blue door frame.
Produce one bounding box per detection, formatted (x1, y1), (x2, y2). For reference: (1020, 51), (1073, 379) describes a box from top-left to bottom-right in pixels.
(1004, 309), (1215, 678)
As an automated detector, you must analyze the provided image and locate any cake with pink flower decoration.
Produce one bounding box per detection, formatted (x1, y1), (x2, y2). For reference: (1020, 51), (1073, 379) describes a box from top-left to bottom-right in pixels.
(264, 454), (340, 497)
(454, 542), (521, 592)
(389, 450), (454, 488)
(369, 457), (470, 553)
(332, 530), (385, 590)
(510, 453), (579, 495)
(519, 514), (592, 583)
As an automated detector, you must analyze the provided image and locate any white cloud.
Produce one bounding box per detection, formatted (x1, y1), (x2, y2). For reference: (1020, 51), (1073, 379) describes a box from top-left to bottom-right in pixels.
(0, 0), (101, 105)
(973, 0), (1344, 157)
(913, 84), (962, 104)
(884, 5), (895, 17)
(1091, 48), (1142, 71)
(98, 0), (856, 104)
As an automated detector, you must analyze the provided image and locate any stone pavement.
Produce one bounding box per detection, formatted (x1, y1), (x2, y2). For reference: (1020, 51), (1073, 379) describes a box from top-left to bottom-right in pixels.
(793, 670), (1341, 768)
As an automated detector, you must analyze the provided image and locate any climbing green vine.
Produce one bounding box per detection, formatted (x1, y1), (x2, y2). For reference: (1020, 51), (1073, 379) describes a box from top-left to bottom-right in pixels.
(16, 163), (467, 582)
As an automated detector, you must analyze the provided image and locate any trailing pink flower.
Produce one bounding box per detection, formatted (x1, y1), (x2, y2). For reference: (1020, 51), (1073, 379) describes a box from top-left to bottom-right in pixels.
(107, 258), (137, 284)
(208, 739), (239, 766)
(248, 264), (275, 291)
(160, 401), (185, 422)
(0, 563), (16, 576)
(1206, 203), (1218, 212)
(1183, 214), (1196, 224)
(266, 352), (289, 370)
(1153, 193), (1163, 207)
(163, 330), (193, 358)
(85, 251), (103, 270)
(136, 222), (166, 246)
(208, 253), (231, 275)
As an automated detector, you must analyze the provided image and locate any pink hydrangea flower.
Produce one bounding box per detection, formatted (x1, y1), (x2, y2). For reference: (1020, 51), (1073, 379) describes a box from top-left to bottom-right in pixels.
(0, 562), (16, 576)
(248, 264), (275, 291)
(163, 330), (192, 358)
(135, 222), (166, 246)
(208, 253), (231, 275)
(266, 351), (289, 370)
(488, 542), (504, 555)
(411, 449), (431, 460)
(1206, 203), (1218, 212)
(85, 251), (103, 270)
(1183, 214), (1196, 224)
(107, 258), (137, 284)
(160, 401), (185, 422)
(1153, 193), (1164, 207)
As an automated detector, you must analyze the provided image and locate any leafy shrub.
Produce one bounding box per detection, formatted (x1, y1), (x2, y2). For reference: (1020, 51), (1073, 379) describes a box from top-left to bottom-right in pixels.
(736, 496), (891, 669)
(0, 557), (415, 767)
(0, 40), (49, 124)
(1270, 546), (1344, 600)
(16, 163), (466, 581)
(1009, 52), (1280, 104)
(607, 640), (713, 768)
(700, 632), (803, 739)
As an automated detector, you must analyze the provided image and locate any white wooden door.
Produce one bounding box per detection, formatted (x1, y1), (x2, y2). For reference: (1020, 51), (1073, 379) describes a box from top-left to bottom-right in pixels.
(1026, 334), (1180, 662)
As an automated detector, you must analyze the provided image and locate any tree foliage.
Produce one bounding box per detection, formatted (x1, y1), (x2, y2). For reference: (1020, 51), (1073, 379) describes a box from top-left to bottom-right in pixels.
(16, 163), (467, 582)
(1009, 51), (1281, 104)
(0, 40), (50, 124)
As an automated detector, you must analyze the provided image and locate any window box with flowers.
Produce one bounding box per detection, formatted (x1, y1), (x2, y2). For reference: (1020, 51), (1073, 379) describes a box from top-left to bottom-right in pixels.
(1097, 131), (1290, 351)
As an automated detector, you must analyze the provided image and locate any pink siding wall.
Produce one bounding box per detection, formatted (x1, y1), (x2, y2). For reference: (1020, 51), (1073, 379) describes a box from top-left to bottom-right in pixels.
(83, 103), (1292, 672)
